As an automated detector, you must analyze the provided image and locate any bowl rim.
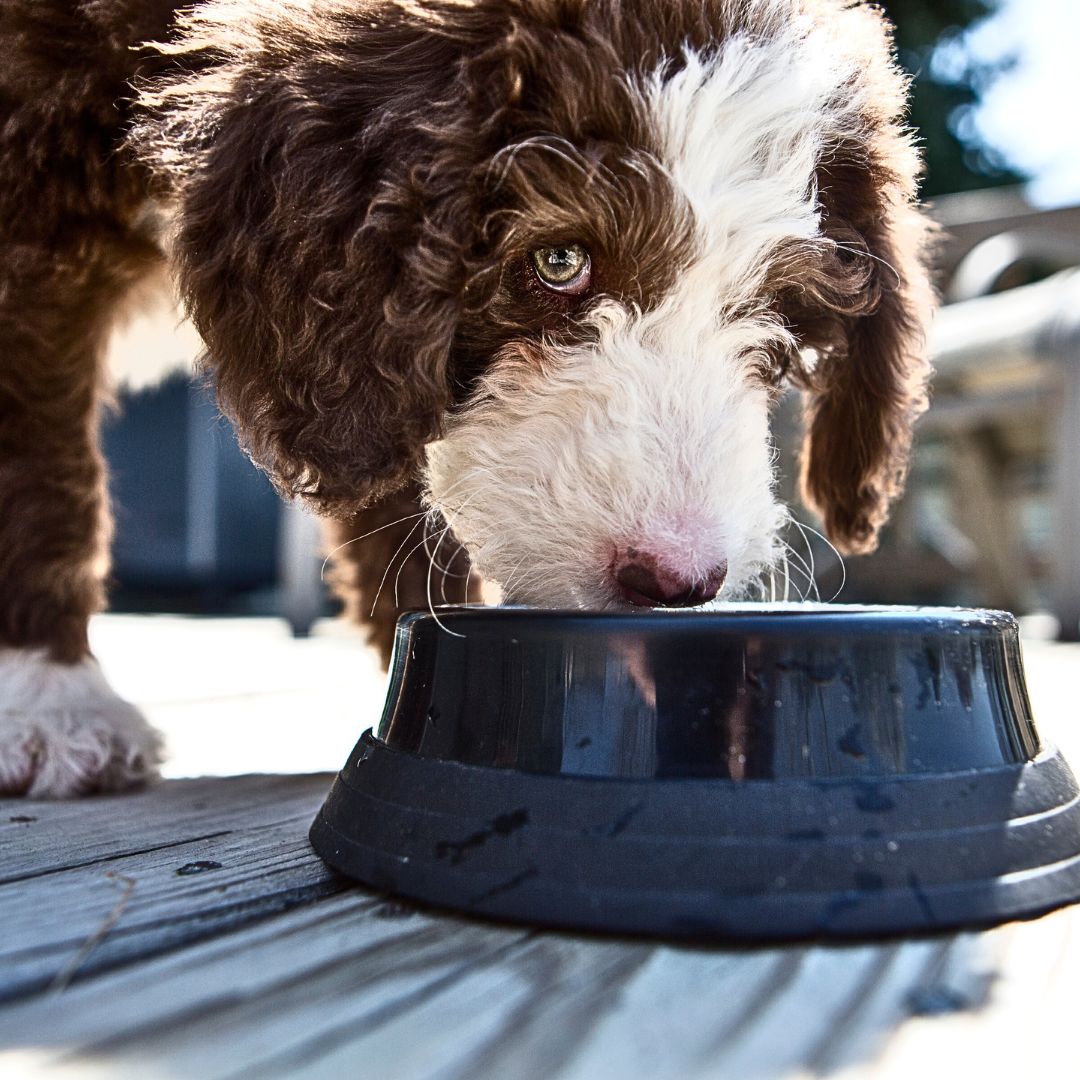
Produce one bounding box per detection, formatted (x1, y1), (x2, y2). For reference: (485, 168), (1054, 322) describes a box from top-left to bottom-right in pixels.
(394, 603), (1017, 627)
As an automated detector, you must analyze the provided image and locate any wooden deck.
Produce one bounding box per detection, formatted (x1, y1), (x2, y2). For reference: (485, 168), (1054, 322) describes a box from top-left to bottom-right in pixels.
(2, 615), (1080, 1079)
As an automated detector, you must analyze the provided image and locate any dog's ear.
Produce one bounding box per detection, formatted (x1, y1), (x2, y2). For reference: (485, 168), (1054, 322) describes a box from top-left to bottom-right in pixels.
(135, 6), (481, 513)
(796, 186), (934, 556)
(783, 23), (936, 556)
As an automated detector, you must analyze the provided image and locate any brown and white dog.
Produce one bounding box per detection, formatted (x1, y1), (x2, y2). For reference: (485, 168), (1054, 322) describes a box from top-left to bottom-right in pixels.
(0, 0), (933, 797)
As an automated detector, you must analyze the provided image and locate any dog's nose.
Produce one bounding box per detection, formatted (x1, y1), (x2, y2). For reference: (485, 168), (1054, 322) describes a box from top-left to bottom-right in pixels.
(612, 550), (727, 608)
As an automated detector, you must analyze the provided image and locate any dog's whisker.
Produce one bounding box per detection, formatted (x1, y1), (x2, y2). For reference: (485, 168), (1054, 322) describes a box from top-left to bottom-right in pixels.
(790, 518), (817, 586)
(780, 540), (817, 601)
(392, 525), (446, 608)
(416, 518), (450, 606)
(789, 516), (848, 602)
(786, 550), (812, 603)
(369, 516), (426, 620)
(320, 509), (431, 584)
(356, 472), (483, 615)
(440, 540), (473, 603)
(496, 553), (531, 602)
(777, 552), (812, 604)
(421, 519), (471, 604)
(391, 488), (487, 609)
(424, 524), (466, 641)
(790, 524), (822, 603)
(441, 551), (475, 608)
(322, 468), (483, 586)
(421, 518), (470, 581)
(788, 556), (814, 603)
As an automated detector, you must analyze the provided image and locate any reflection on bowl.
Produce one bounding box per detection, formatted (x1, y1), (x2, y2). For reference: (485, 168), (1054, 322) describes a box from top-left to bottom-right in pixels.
(378, 606), (1040, 780)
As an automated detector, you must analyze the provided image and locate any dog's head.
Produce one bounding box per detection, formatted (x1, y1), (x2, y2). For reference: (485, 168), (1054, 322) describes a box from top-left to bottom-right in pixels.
(140, 0), (933, 608)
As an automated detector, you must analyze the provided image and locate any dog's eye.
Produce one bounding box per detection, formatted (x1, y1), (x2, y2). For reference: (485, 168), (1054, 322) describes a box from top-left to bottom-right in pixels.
(529, 244), (591, 295)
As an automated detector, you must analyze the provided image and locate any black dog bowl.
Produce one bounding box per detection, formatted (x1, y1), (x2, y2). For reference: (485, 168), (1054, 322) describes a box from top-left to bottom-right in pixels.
(310, 606), (1080, 939)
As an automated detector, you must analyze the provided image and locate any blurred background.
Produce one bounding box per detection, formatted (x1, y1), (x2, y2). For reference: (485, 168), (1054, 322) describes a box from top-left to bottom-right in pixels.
(103, 0), (1080, 640)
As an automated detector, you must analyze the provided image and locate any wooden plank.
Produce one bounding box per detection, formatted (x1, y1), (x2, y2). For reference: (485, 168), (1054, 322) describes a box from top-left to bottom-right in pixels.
(0, 774), (333, 882)
(2, 798), (1080, 1079)
(0, 893), (532, 1077)
(5, 862), (1070, 1080)
(0, 816), (346, 1001)
(852, 914), (1076, 1079)
(0, 906), (1021, 1080)
(0, 774), (354, 1001)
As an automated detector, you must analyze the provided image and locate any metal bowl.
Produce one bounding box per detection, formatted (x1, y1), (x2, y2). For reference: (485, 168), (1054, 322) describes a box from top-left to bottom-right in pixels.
(310, 606), (1080, 939)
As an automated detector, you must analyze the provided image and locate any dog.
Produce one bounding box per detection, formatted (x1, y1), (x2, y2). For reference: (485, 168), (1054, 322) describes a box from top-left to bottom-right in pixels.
(0, 0), (934, 797)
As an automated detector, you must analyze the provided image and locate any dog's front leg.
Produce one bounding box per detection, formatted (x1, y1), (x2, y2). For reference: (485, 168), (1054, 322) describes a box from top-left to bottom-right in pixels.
(0, 239), (163, 797)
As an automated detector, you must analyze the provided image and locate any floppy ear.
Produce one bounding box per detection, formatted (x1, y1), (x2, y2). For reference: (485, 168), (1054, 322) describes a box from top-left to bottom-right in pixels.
(797, 187), (934, 555)
(135, 4), (479, 514)
(790, 43), (936, 555)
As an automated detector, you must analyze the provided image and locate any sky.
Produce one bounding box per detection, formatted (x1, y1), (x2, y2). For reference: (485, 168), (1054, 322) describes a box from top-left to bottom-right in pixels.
(958, 0), (1080, 206)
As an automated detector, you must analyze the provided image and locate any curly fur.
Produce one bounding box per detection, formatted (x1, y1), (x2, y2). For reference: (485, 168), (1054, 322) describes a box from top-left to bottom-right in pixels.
(0, 0), (934, 794)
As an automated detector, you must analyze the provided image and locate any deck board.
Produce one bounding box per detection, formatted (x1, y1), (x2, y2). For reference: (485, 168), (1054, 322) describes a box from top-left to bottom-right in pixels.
(1, 775), (332, 883)
(0, 764), (1056, 1080)
(1, 615), (1079, 1078)
(1, 776), (344, 1001)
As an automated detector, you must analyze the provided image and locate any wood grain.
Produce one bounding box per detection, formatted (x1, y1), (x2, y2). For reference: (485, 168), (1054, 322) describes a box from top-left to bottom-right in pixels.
(1, 774), (333, 882)
(0, 863), (1051, 1080)
(0, 775), (344, 1000)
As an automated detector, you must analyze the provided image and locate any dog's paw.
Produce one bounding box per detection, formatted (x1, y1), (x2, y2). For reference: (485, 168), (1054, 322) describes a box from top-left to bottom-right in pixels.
(0, 649), (163, 798)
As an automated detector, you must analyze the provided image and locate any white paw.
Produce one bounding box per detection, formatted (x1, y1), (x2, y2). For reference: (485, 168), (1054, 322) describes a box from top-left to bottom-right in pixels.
(0, 649), (163, 798)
